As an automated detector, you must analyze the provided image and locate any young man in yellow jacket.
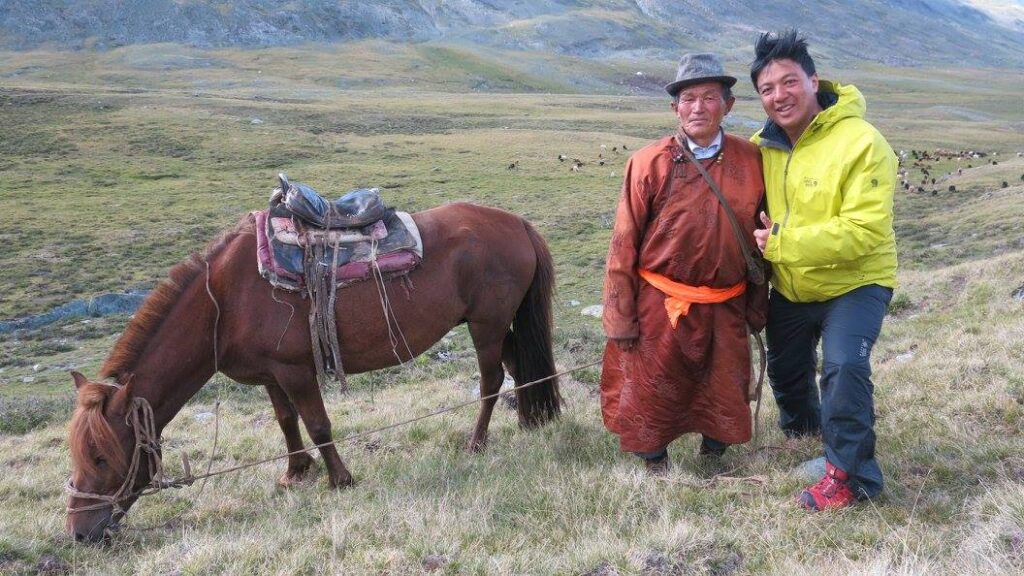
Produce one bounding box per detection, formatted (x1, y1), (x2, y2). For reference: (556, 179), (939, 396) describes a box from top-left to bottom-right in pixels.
(750, 30), (898, 511)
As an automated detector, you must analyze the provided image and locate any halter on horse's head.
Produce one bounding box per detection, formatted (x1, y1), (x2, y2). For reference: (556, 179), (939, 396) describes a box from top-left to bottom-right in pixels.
(66, 371), (162, 543)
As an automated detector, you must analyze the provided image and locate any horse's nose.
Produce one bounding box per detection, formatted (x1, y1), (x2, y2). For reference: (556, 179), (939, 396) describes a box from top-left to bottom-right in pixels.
(70, 520), (108, 544)
(74, 528), (109, 544)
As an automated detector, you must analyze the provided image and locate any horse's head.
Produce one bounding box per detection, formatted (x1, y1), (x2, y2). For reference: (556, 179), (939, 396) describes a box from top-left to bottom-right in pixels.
(66, 371), (145, 543)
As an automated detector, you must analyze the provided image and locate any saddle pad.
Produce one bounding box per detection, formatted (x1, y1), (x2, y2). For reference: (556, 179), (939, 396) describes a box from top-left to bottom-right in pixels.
(255, 210), (423, 292)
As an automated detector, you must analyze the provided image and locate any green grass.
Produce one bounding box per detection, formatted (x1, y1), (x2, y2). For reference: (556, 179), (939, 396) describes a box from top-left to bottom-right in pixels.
(0, 43), (1022, 574)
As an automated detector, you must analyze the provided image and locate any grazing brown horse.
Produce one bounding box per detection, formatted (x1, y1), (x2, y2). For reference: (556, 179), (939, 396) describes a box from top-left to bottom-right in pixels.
(66, 202), (560, 543)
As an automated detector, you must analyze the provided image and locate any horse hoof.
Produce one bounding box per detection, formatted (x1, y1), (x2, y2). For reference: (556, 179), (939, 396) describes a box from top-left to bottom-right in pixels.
(276, 464), (316, 489)
(467, 438), (487, 453)
(329, 473), (355, 489)
(276, 471), (313, 489)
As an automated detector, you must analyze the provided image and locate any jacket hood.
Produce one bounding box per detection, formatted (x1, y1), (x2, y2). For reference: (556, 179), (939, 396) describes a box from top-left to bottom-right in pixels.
(754, 81), (866, 150)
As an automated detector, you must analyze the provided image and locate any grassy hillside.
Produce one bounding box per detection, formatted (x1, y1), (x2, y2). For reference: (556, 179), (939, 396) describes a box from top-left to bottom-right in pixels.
(0, 44), (1022, 574)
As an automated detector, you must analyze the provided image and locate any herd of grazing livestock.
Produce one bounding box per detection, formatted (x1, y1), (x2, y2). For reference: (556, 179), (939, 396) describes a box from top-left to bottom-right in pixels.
(897, 149), (1022, 196)
(503, 146), (1022, 195)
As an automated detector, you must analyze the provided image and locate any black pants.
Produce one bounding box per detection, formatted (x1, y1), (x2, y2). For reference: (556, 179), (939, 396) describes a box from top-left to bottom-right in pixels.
(766, 284), (892, 498)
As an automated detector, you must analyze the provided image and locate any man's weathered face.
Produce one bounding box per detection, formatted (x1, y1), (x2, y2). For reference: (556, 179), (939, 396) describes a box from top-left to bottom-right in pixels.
(754, 58), (820, 141)
(672, 82), (734, 146)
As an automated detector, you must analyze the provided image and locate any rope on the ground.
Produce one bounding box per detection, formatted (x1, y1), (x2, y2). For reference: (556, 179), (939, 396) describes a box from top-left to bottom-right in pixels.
(68, 346), (779, 524)
(164, 358), (604, 488)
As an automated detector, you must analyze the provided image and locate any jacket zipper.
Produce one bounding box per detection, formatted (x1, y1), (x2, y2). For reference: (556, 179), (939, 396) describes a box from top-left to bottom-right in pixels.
(764, 112), (828, 302)
(780, 152), (799, 300)
(779, 120), (818, 302)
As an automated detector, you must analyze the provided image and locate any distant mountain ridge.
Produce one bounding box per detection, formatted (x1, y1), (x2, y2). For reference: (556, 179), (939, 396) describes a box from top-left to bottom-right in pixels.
(1, 0), (1022, 68)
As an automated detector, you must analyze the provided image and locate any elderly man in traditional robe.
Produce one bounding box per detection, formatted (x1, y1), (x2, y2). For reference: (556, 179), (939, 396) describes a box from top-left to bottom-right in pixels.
(601, 53), (769, 473)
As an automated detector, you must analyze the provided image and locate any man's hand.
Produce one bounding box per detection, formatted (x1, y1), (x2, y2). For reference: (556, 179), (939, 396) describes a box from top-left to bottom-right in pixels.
(613, 337), (638, 351)
(754, 211), (773, 252)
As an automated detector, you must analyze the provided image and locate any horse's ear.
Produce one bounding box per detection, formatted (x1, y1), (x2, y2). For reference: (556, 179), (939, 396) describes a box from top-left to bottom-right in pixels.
(109, 374), (136, 415)
(71, 371), (89, 390)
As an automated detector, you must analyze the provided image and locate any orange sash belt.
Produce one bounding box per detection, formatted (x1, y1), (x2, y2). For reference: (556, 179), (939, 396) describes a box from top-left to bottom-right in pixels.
(639, 269), (746, 329)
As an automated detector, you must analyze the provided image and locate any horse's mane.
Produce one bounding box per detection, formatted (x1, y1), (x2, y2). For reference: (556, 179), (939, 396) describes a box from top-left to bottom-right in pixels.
(71, 215), (255, 477)
(69, 382), (129, 478)
(99, 215), (255, 381)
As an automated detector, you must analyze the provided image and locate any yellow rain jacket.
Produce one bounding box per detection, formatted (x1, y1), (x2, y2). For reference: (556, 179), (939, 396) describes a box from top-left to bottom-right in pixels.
(751, 80), (898, 302)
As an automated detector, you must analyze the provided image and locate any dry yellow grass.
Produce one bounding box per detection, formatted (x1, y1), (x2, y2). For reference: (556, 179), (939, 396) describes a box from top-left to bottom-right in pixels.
(2, 251), (1022, 573)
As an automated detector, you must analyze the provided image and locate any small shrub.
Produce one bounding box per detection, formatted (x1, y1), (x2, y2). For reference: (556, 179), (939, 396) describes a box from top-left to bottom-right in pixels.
(0, 351), (30, 368)
(190, 376), (263, 404)
(888, 292), (914, 315)
(0, 396), (73, 435)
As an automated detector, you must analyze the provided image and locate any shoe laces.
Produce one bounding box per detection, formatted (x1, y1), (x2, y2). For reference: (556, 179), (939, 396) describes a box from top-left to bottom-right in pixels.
(812, 471), (847, 497)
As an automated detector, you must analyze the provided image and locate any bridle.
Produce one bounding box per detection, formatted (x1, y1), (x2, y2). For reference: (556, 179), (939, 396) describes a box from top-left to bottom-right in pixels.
(65, 396), (193, 519)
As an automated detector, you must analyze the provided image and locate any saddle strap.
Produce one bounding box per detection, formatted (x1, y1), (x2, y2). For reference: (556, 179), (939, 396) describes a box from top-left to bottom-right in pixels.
(271, 217), (387, 247)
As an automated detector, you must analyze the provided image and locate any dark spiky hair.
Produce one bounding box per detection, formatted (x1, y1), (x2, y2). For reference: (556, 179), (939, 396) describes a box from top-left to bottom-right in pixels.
(750, 29), (816, 87)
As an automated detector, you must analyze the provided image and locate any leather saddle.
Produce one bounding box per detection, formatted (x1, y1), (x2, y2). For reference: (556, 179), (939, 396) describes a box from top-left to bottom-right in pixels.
(255, 175), (423, 292)
(270, 173), (386, 229)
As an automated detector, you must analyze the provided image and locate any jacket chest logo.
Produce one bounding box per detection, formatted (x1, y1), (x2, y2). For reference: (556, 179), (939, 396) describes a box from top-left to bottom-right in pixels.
(803, 177), (819, 188)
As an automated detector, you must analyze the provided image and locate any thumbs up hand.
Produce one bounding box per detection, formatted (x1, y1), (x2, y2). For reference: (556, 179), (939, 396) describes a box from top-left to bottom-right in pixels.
(754, 211), (772, 252)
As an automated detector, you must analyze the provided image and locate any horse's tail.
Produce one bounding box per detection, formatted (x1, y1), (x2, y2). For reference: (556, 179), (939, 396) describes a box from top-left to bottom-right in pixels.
(504, 219), (561, 427)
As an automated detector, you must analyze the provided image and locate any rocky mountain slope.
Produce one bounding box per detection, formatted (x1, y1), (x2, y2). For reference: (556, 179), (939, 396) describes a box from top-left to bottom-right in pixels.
(1, 0), (1022, 68)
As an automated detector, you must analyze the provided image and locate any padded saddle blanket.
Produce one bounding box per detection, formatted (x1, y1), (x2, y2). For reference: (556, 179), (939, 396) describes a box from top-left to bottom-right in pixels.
(255, 178), (422, 291)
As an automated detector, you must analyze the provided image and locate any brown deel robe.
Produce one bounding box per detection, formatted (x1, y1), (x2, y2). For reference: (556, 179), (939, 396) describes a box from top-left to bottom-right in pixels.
(601, 133), (769, 452)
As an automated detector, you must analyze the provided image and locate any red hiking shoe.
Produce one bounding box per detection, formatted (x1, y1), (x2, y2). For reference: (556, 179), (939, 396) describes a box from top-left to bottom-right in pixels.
(797, 461), (856, 511)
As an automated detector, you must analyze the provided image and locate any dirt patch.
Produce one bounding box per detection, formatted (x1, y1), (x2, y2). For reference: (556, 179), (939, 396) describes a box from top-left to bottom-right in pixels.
(612, 71), (671, 95)
(582, 561), (620, 576)
(422, 554), (448, 572)
(5, 453), (42, 470)
(499, 391), (518, 412)
(640, 551), (672, 575)
(36, 554), (71, 574)
(628, 543), (745, 576)
(1003, 458), (1024, 482)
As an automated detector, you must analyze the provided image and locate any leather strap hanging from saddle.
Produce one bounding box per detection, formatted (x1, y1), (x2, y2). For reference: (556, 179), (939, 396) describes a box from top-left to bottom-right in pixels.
(674, 135), (767, 286)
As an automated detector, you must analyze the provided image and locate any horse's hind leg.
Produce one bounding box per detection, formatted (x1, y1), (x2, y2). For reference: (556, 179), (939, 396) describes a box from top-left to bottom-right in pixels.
(467, 322), (508, 452)
(274, 369), (354, 488)
(265, 382), (316, 487)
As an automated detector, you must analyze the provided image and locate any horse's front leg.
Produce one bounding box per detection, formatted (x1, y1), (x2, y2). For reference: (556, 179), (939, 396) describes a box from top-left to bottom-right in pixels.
(274, 369), (354, 488)
(467, 324), (508, 452)
(264, 382), (316, 487)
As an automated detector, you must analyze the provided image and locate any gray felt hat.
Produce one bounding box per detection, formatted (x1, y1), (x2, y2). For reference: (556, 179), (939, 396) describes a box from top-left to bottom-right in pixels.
(664, 53), (737, 96)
